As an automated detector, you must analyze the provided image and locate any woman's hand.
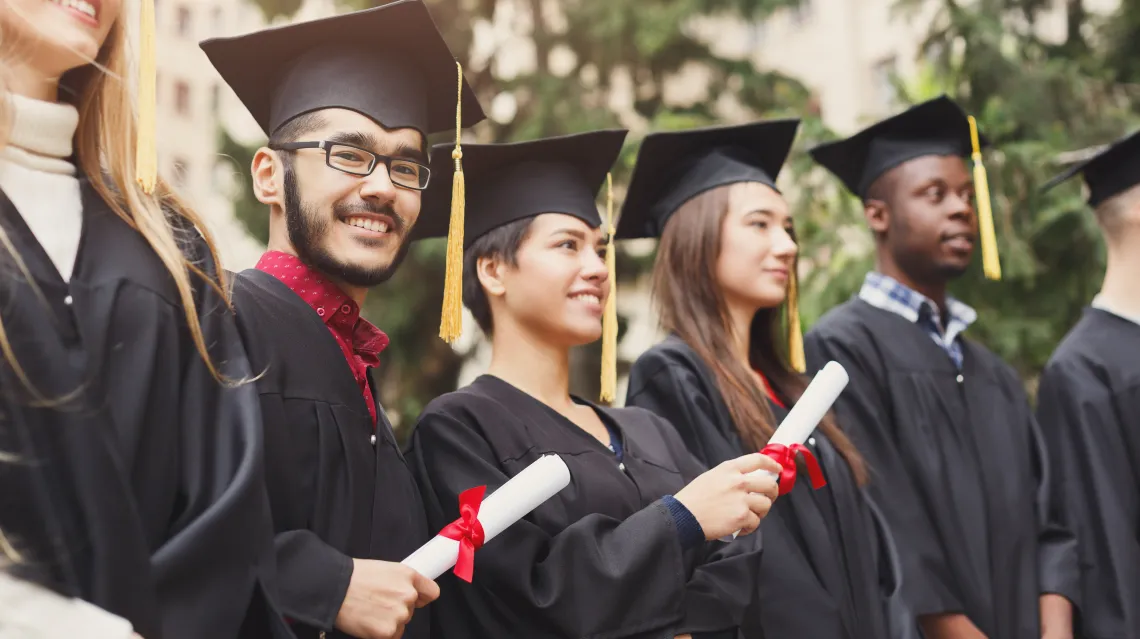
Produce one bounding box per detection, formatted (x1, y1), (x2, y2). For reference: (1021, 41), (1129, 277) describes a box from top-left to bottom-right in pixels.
(674, 453), (782, 538)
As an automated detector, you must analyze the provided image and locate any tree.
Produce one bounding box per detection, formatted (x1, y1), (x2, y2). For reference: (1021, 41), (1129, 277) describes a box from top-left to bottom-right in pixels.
(236, 0), (812, 433)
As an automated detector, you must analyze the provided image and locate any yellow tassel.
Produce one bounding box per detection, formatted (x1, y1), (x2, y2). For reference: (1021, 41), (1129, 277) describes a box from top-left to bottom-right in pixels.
(787, 266), (806, 373)
(968, 115), (1001, 281)
(135, 0), (158, 194)
(600, 173), (618, 403)
(439, 61), (466, 343)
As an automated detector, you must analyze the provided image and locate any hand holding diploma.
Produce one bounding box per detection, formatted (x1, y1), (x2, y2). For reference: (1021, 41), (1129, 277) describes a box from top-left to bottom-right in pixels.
(402, 455), (571, 582)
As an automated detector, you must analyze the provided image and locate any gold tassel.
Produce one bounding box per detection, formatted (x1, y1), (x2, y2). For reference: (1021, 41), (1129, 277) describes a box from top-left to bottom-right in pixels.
(968, 115), (1001, 281)
(439, 61), (466, 343)
(787, 266), (806, 373)
(135, 0), (158, 194)
(600, 173), (618, 403)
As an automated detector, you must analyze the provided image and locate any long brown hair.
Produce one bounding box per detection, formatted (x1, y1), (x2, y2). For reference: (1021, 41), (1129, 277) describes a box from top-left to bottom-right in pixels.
(0, 7), (233, 384)
(652, 184), (867, 484)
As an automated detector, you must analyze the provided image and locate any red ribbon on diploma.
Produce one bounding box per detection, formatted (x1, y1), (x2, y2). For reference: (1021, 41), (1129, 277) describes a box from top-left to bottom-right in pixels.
(760, 443), (827, 496)
(439, 485), (487, 582)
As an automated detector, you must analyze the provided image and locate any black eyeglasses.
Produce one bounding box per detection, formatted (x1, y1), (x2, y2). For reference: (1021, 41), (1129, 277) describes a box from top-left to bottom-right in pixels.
(270, 140), (432, 190)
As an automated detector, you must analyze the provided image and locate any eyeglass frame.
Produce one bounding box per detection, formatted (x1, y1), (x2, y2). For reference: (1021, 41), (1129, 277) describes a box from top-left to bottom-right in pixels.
(268, 140), (432, 190)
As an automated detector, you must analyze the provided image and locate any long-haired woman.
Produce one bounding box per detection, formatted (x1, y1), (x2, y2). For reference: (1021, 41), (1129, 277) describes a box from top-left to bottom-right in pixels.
(406, 130), (781, 639)
(0, 1), (282, 636)
(623, 121), (916, 639)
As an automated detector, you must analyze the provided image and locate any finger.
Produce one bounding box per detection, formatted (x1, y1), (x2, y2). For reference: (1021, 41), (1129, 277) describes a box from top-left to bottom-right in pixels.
(746, 493), (773, 518)
(755, 453), (783, 474)
(730, 453), (772, 474)
(742, 473), (778, 495)
(737, 510), (762, 536)
(412, 572), (441, 604)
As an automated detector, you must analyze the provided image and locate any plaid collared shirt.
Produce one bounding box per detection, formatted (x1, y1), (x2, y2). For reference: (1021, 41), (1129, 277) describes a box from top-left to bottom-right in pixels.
(858, 272), (978, 369)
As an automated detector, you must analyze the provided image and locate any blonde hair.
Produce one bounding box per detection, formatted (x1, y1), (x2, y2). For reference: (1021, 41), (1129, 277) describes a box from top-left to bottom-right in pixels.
(0, 6), (232, 384)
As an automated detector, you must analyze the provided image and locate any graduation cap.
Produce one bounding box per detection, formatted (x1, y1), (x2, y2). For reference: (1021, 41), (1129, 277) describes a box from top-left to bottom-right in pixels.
(199, 0), (484, 138)
(614, 119), (800, 240)
(415, 130), (628, 400)
(1041, 130), (1140, 208)
(810, 96), (1002, 280)
(614, 119), (806, 370)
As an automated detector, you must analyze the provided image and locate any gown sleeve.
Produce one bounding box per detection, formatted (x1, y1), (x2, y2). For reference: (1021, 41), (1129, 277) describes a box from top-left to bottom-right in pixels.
(626, 350), (725, 468)
(153, 240), (288, 639)
(411, 409), (705, 638)
(1036, 364), (1138, 635)
(804, 331), (961, 618)
(646, 411), (764, 638)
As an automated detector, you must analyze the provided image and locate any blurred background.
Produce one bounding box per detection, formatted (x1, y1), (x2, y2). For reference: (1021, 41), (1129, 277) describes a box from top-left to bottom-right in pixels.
(153, 0), (1140, 435)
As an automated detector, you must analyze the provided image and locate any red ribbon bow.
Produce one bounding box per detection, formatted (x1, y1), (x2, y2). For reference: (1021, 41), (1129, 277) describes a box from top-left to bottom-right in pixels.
(439, 486), (487, 583)
(760, 443), (827, 496)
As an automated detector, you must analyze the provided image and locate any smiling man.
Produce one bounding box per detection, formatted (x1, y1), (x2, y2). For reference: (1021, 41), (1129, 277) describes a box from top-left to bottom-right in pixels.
(201, 3), (484, 638)
(804, 97), (1079, 639)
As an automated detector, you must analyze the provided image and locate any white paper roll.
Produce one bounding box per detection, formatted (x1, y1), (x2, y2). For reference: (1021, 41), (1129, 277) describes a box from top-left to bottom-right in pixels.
(402, 454), (572, 580)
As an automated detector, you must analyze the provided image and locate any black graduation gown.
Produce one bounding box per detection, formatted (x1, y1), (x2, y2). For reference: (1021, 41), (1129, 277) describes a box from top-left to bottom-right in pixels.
(406, 374), (763, 639)
(0, 183), (287, 639)
(1036, 307), (1140, 639)
(232, 268), (431, 639)
(804, 298), (1080, 639)
(625, 336), (916, 639)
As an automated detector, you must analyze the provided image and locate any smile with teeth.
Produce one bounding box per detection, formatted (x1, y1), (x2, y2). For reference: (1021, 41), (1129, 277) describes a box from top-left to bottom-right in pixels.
(344, 216), (390, 234)
(49, 0), (98, 20)
(571, 293), (601, 305)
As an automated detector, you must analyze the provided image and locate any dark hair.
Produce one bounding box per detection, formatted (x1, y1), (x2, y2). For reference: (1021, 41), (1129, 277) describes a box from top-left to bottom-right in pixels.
(652, 184), (868, 484)
(462, 217), (536, 335)
(268, 112), (327, 148)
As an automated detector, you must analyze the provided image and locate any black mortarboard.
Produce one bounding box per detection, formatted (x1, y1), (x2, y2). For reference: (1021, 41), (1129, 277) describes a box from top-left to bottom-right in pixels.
(809, 95), (985, 198)
(200, 0), (485, 137)
(413, 129), (629, 244)
(614, 119), (800, 240)
(1042, 130), (1140, 207)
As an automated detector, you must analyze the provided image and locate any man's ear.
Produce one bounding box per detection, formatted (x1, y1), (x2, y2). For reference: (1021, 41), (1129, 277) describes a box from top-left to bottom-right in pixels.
(476, 254), (508, 299)
(864, 198), (890, 237)
(251, 148), (284, 207)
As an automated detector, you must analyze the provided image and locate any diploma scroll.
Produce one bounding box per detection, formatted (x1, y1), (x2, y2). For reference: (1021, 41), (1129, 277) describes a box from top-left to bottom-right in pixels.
(402, 454), (571, 580)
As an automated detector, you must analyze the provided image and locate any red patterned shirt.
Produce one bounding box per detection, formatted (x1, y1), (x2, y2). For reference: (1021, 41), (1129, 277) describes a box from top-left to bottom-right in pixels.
(256, 251), (388, 427)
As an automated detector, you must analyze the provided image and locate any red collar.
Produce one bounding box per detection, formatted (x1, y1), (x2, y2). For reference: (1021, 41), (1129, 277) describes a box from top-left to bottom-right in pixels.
(755, 369), (787, 409)
(255, 251), (389, 362)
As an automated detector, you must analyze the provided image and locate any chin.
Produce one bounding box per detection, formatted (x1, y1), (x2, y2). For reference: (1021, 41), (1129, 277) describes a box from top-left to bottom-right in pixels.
(552, 321), (603, 348)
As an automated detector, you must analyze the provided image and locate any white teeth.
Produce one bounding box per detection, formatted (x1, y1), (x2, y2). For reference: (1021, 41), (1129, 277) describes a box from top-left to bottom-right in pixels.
(345, 217), (390, 233)
(571, 294), (601, 305)
(51, 0), (97, 19)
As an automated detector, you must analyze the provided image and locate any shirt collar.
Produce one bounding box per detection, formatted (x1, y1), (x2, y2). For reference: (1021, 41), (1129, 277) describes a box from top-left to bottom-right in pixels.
(1092, 294), (1140, 327)
(255, 250), (389, 355)
(859, 271), (977, 331)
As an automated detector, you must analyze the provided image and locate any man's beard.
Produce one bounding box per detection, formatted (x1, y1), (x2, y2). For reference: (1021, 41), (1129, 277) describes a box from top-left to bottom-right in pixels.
(283, 163), (412, 288)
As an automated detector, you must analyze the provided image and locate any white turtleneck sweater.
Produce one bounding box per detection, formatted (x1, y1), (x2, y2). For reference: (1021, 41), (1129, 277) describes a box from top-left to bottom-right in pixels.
(0, 93), (83, 281)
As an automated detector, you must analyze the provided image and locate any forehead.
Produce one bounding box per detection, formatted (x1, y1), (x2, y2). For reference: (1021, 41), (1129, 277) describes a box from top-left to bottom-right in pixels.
(895, 154), (972, 187)
(307, 108), (425, 152)
(530, 212), (602, 236)
(728, 181), (788, 216)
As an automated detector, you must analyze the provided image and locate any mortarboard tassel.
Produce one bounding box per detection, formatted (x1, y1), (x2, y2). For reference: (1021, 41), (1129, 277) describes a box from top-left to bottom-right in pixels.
(439, 61), (466, 343)
(786, 265), (806, 373)
(600, 173), (618, 403)
(135, 0), (158, 194)
(968, 115), (1001, 281)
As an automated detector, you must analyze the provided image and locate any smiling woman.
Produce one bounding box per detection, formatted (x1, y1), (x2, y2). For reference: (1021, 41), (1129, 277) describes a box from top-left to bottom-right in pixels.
(0, 1), (287, 638)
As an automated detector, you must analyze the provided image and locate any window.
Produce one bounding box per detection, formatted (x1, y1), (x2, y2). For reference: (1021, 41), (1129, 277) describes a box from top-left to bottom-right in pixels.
(176, 6), (191, 37)
(211, 6), (223, 33)
(174, 81), (191, 116)
(210, 84), (220, 115)
(789, 0), (813, 27)
(171, 158), (190, 188)
(872, 56), (897, 112)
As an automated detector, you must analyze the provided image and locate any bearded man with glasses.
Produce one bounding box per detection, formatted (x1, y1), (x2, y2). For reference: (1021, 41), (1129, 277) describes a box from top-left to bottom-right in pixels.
(201, 2), (484, 638)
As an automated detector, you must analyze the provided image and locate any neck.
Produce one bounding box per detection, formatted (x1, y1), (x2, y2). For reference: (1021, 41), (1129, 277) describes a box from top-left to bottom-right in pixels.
(876, 255), (947, 309)
(725, 297), (756, 371)
(486, 319), (573, 411)
(1100, 235), (1140, 318)
(8, 63), (61, 103)
(267, 231), (369, 306)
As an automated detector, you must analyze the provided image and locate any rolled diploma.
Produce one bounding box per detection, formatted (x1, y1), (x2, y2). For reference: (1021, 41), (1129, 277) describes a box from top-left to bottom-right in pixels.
(402, 454), (572, 580)
(733, 361), (850, 538)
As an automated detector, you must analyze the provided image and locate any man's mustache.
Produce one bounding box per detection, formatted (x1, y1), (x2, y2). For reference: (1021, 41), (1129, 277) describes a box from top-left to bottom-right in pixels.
(333, 202), (407, 234)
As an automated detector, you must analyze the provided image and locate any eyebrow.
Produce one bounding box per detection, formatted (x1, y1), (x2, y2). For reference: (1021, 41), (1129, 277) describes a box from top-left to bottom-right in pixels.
(325, 131), (428, 163)
(550, 227), (589, 241)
